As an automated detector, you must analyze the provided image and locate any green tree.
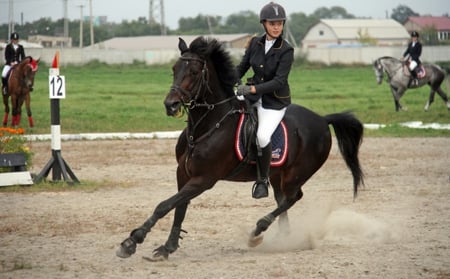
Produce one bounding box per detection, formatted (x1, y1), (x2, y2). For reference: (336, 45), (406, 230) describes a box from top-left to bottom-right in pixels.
(220, 11), (260, 34)
(312, 6), (355, 19)
(391, 5), (419, 24)
(177, 14), (222, 35)
(289, 12), (319, 45)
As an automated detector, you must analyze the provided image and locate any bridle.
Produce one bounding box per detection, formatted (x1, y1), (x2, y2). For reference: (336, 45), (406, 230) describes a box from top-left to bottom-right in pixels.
(171, 55), (239, 137)
(171, 55), (242, 176)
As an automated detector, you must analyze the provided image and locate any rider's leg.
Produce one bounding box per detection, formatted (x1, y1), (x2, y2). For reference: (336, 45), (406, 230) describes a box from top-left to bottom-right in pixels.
(409, 61), (418, 87)
(252, 101), (286, 199)
(2, 65), (10, 95)
(253, 142), (272, 199)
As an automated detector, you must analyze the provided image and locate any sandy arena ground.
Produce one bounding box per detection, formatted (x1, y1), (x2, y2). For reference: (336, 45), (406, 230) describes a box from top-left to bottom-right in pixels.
(1, 137), (449, 279)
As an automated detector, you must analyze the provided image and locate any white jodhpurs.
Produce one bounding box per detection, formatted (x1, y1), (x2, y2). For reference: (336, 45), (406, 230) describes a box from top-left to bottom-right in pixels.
(2, 65), (11, 78)
(409, 60), (418, 71)
(254, 98), (287, 148)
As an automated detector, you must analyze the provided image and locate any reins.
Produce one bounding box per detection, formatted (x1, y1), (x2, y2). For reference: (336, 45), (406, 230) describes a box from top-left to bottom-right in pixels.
(175, 56), (242, 176)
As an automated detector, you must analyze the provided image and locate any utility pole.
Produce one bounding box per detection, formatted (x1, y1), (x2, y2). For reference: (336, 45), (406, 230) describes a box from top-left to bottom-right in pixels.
(63, 0), (69, 39)
(78, 5), (84, 48)
(149, 0), (166, 35)
(8, 0), (14, 39)
(89, 0), (94, 45)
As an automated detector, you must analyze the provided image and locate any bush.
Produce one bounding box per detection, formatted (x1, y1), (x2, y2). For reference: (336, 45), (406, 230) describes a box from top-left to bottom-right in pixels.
(0, 127), (33, 172)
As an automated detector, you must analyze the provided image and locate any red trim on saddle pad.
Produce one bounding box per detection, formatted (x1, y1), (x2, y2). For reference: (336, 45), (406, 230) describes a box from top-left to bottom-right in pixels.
(234, 113), (288, 167)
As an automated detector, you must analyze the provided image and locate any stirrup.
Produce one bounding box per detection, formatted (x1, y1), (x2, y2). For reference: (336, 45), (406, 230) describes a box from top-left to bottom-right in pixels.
(252, 180), (269, 199)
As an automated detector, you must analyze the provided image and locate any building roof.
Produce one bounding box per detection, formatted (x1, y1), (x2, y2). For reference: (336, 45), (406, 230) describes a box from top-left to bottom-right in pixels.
(89, 34), (251, 50)
(320, 19), (409, 39)
(406, 16), (450, 30)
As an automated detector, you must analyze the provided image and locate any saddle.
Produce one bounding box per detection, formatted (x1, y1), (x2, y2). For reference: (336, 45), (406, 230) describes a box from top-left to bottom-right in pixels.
(234, 111), (288, 167)
(403, 62), (426, 79)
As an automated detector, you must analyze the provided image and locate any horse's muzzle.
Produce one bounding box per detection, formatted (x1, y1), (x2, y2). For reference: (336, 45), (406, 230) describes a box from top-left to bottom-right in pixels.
(164, 98), (183, 118)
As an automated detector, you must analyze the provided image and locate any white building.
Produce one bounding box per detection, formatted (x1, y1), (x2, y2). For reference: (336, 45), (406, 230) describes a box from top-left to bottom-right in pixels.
(302, 19), (410, 49)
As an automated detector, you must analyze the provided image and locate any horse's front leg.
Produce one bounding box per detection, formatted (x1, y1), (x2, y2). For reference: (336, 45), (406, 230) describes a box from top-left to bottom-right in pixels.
(116, 175), (215, 260)
(151, 202), (189, 261)
(391, 86), (406, 112)
(24, 92), (33, 127)
(2, 95), (9, 126)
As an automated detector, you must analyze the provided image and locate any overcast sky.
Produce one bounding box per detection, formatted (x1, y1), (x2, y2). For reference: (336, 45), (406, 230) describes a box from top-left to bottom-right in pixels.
(1, 0), (449, 29)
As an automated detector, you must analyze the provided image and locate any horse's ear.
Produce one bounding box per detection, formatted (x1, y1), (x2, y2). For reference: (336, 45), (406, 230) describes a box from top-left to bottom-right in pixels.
(178, 37), (188, 54)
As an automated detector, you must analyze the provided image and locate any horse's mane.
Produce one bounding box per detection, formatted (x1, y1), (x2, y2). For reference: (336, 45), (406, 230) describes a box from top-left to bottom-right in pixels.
(188, 36), (237, 96)
(379, 56), (401, 63)
(19, 56), (38, 71)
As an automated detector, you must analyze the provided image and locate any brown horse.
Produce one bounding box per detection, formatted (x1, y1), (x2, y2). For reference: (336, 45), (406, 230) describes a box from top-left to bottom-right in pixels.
(117, 36), (365, 260)
(2, 56), (39, 127)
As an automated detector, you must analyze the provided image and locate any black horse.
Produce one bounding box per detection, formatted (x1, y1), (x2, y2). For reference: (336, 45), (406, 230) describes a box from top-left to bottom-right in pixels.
(117, 36), (364, 260)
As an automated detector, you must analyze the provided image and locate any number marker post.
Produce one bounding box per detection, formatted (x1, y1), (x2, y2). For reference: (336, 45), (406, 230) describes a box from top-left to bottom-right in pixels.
(34, 51), (79, 184)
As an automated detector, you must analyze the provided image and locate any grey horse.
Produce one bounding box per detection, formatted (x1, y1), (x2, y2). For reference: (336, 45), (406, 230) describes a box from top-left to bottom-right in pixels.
(373, 56), (450, 112)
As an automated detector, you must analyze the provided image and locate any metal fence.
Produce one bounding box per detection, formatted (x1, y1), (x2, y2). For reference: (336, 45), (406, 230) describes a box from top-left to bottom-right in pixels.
(26, 46), (450, 66)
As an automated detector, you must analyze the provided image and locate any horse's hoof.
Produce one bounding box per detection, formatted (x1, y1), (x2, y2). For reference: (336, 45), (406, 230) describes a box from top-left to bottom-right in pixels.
(248, 230), (264, 247)
(143, 254), (167, 262)
(116, 238), (136, 258)
(116, 246), (132, 258)
(151, 245), (170, 260)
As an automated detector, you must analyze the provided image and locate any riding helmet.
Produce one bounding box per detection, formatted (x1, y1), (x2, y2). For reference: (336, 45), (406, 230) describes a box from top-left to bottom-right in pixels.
(259, 2), (286, 23)
(10, 32), (19, 40)
(410, 31), (419, 37)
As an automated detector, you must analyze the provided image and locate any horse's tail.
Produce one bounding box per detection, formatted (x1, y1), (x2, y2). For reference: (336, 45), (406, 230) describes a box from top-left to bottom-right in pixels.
(325, 112), (365, 198)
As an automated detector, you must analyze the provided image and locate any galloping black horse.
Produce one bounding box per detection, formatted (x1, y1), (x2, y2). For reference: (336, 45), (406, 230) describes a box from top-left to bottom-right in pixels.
(117, 36), (364, 260)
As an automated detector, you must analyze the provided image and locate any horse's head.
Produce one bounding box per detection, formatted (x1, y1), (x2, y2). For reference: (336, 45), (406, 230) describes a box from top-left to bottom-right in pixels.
(373, 59), (384, 84)
(21, 57), (40, 90)
(164, 38), (209, 117)
(164, 37), (237, 118)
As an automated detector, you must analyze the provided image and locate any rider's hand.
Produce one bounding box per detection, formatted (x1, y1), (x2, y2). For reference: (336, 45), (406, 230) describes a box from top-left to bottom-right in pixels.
(236, 84), (252, 96)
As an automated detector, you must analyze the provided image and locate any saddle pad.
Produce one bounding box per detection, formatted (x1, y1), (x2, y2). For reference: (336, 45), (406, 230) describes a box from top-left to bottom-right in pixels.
(234, 113), (288, 167)
(417, 65), (426, 79)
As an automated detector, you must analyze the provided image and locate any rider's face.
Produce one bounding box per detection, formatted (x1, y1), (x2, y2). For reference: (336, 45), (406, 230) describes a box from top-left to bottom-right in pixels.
(263, 20), (284, 40)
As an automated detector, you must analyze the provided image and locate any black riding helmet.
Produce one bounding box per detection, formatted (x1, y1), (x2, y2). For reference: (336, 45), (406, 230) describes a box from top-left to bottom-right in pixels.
(259, 2), (286, 23)
(10, 32), (19, 40)
(411, 31), (419, 37)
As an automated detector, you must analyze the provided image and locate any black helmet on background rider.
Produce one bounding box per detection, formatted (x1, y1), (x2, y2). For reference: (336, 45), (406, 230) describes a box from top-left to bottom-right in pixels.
(259, 2), (286, 23)
(10, 32), (19, 40)
(410, 31), (419, 38)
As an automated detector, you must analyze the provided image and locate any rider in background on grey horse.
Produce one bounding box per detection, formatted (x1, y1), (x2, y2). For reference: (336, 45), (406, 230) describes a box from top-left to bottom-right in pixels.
(235, 2), (294, 199)
(2, 32), (26, 95)
(402, 31), (422, 87)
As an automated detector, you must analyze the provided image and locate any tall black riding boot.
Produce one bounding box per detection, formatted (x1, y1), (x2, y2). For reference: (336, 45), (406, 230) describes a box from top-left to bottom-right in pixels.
(409, 69), (419, 87)
(252, 143), (272, 199)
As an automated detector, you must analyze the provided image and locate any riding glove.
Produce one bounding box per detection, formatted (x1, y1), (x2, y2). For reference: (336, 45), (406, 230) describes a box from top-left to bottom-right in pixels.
(236, 84), (252, 96)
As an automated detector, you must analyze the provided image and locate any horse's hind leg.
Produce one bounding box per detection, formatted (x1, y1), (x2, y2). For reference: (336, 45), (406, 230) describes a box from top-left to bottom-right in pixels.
(436, 87), (450, 110)
(272, 176), (290, 236)
(249, 188), (303, 247)
(424, 89), (436, 111)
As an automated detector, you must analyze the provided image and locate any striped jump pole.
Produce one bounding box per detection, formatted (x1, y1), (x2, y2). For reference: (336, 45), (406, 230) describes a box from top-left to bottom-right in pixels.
(34, 51), (79, 184)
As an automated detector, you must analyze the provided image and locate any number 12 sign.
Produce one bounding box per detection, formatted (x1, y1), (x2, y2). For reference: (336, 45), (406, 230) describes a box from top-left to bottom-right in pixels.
(49, 75), (66, 99)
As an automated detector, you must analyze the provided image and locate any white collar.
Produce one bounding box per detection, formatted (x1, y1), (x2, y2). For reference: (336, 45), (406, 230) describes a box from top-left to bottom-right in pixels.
(265, 39), (275, 54)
